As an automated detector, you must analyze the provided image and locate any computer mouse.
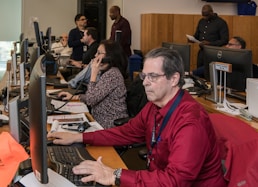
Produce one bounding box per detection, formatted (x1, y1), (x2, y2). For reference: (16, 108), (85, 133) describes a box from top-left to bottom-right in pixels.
(0, 114), (9, 127)
(0, 114), (9, 121)
(77, 122), (91, 132)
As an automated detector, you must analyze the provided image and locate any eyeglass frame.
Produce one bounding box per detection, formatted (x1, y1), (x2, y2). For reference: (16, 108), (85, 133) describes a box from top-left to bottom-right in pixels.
(139, 72), (166, 82)
(78, 18), (87, 21)
(227, 43), (240, 47)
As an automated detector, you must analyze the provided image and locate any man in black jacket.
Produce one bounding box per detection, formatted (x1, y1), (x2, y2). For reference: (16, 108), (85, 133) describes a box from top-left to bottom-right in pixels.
(193, 4), (229, 68)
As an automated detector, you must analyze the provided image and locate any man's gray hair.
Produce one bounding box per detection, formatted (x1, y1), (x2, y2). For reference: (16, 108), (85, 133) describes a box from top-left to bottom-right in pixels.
(144, 47), (185, 87)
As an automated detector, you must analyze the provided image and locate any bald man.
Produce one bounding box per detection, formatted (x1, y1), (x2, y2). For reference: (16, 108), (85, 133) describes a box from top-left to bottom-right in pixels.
(109, 5), (132, 57)
(193, 4), (229, 68)
(51, 33), (72, 56)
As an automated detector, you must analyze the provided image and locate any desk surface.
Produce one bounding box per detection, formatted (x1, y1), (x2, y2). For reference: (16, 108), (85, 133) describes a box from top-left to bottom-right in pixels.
(194, 95), (258, 130)
(0, 120), (127, 170)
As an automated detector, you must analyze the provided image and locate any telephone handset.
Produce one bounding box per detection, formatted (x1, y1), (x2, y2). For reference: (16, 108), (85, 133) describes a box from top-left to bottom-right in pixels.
(190, 75), (209, 90)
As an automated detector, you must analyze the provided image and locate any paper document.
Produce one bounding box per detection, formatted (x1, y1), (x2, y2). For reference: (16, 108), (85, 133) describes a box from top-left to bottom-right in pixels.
(19, 168), (76, 187)
(186, 34), (201, 43)
(47, 113), (88, 124)
(51, 99), (89, 113)
(49, 120), (103, 133)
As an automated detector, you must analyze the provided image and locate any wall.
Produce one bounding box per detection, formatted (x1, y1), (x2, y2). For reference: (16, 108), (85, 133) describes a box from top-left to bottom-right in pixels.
(21, 0), (257, 50)
(22, 0), (77, 40)
(123, 0), (248, 50)
(0, 0), (21, 41)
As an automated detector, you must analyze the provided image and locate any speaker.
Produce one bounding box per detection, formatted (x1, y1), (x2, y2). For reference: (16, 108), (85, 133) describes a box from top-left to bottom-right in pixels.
(77, 0), (107, 41)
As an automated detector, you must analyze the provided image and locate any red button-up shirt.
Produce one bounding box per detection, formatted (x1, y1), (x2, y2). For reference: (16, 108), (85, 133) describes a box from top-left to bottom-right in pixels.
(83, 90), (227, 187)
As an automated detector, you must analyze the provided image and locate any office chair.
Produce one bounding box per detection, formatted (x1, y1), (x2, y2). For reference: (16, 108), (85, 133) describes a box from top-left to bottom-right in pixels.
(208, 113), (258, 186)
(114, 75), (148, 160)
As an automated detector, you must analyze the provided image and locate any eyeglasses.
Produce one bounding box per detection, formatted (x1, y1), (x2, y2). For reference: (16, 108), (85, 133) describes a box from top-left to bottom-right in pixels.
(79, 18), (87, 21)
(96, 51), (106, 55)
(139, 72), (166, 82)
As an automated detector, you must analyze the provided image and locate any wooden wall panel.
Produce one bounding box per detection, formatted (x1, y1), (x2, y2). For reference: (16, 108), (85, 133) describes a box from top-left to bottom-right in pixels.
(141, 14), (173, 54)
(172, 14), (195, 43)
(172, 14), (196, 70)
(220, 15), (233, 39)
(250, 17), (258, 65)
(232, 16), (252, 49)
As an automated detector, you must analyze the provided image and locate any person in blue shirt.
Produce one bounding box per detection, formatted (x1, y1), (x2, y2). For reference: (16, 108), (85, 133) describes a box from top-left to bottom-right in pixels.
(68, 14), (87, 61)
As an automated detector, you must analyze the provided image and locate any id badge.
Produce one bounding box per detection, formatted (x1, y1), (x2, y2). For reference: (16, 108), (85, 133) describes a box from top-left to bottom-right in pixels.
(83, 45), (87, 52)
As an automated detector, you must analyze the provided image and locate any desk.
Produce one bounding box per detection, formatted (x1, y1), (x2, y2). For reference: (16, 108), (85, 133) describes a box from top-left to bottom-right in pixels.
(0, 119), (127, 171)
(194, 95), (258, 130)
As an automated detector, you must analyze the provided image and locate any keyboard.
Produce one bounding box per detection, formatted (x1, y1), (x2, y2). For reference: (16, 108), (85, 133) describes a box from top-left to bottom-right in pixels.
(46, 77), (61, 86)
(47, 96), (56, 112)
(47, 146), (107, 187)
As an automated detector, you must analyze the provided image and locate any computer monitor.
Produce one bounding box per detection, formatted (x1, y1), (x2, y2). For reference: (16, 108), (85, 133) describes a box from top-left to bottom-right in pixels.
(19, 62), (26, 99)
(20, 38), (29, 63)
(29, 54), (48, 183)
(203, 45), (253, 92)
(33, 21), (44, 55)
(162, 42), (191, 73)
(45, 27), (52, 52)
(9, 96), (29, 144)
(29, 46), (40, 72)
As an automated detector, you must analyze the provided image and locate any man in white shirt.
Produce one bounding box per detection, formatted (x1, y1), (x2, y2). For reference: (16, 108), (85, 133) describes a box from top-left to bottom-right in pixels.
(51, 33), (72, 67)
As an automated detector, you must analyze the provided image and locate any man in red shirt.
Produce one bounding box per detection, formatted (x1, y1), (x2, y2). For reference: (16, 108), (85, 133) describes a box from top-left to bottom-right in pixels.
(48, 47), (227, 187)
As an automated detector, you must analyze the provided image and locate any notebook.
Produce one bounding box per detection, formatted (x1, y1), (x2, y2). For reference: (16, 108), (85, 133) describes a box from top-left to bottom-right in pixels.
(246, 78), (258, 118)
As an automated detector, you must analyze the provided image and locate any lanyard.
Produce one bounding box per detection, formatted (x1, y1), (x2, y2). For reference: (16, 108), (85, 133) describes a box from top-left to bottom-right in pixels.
(150, 89), (184, 153)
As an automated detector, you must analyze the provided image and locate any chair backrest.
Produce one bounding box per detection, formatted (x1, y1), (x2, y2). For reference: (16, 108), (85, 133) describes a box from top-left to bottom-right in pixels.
(126, 75), (148, 117)
(209, 113), (258, 186)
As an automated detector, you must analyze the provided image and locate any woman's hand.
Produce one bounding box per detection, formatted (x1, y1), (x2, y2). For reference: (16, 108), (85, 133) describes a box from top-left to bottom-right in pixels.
(58, 91), (73, 100)
(70, 60), (83, 68)
(90, 57), (103, 82)
(72, 157), (116, 186)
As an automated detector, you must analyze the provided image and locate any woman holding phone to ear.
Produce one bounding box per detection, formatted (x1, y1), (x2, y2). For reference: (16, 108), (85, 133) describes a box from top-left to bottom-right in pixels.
(59, 40), (128, 129)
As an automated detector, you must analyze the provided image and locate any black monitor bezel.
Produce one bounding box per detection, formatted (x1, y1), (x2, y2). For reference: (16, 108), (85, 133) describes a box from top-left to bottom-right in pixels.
(20, 38), (29, 63)
(162, 42), (191, 73)
(203, 45), (253, 91)
(29, 54), (48, 184)
(33, 21), (44, 55)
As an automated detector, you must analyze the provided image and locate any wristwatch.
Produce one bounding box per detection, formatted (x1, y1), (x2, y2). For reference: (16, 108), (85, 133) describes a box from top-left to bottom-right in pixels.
(113, 168), (122, 186)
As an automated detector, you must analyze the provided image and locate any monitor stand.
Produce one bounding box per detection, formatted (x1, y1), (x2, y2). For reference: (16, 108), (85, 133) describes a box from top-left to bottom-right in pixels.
(206, 62), (219, 103)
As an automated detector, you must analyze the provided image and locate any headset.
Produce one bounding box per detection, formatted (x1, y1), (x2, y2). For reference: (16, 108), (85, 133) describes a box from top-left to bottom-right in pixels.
(61, 121), (91, 133)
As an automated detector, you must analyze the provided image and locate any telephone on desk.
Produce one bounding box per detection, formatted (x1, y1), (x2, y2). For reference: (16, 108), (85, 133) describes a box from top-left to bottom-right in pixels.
(184, 75), (210, 95)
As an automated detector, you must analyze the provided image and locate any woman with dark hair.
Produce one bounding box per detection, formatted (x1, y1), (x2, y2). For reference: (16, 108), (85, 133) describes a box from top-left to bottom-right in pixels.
(59, 40), (128, 129)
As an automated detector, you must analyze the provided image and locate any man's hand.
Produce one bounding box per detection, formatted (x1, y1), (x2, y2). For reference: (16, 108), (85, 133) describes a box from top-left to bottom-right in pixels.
(73, 157), (116, 186)
(47, 132), (83, 145)
(57, 91), (73, 101)
(199, 40), (211, 47)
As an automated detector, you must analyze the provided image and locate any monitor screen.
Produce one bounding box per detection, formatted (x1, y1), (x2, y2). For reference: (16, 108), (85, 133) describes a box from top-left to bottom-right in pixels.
(20, 38), (29, 63)
(203, 45), (253, 91)
(29, 46), (40, 73)
(29, 54), (48, 183)
(9, 96), (29, 144)
(45, 27), (52, 52)
(162, 42), (191, 73)
(19, 62), (26, 99)
(33, 21), (44, 55)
